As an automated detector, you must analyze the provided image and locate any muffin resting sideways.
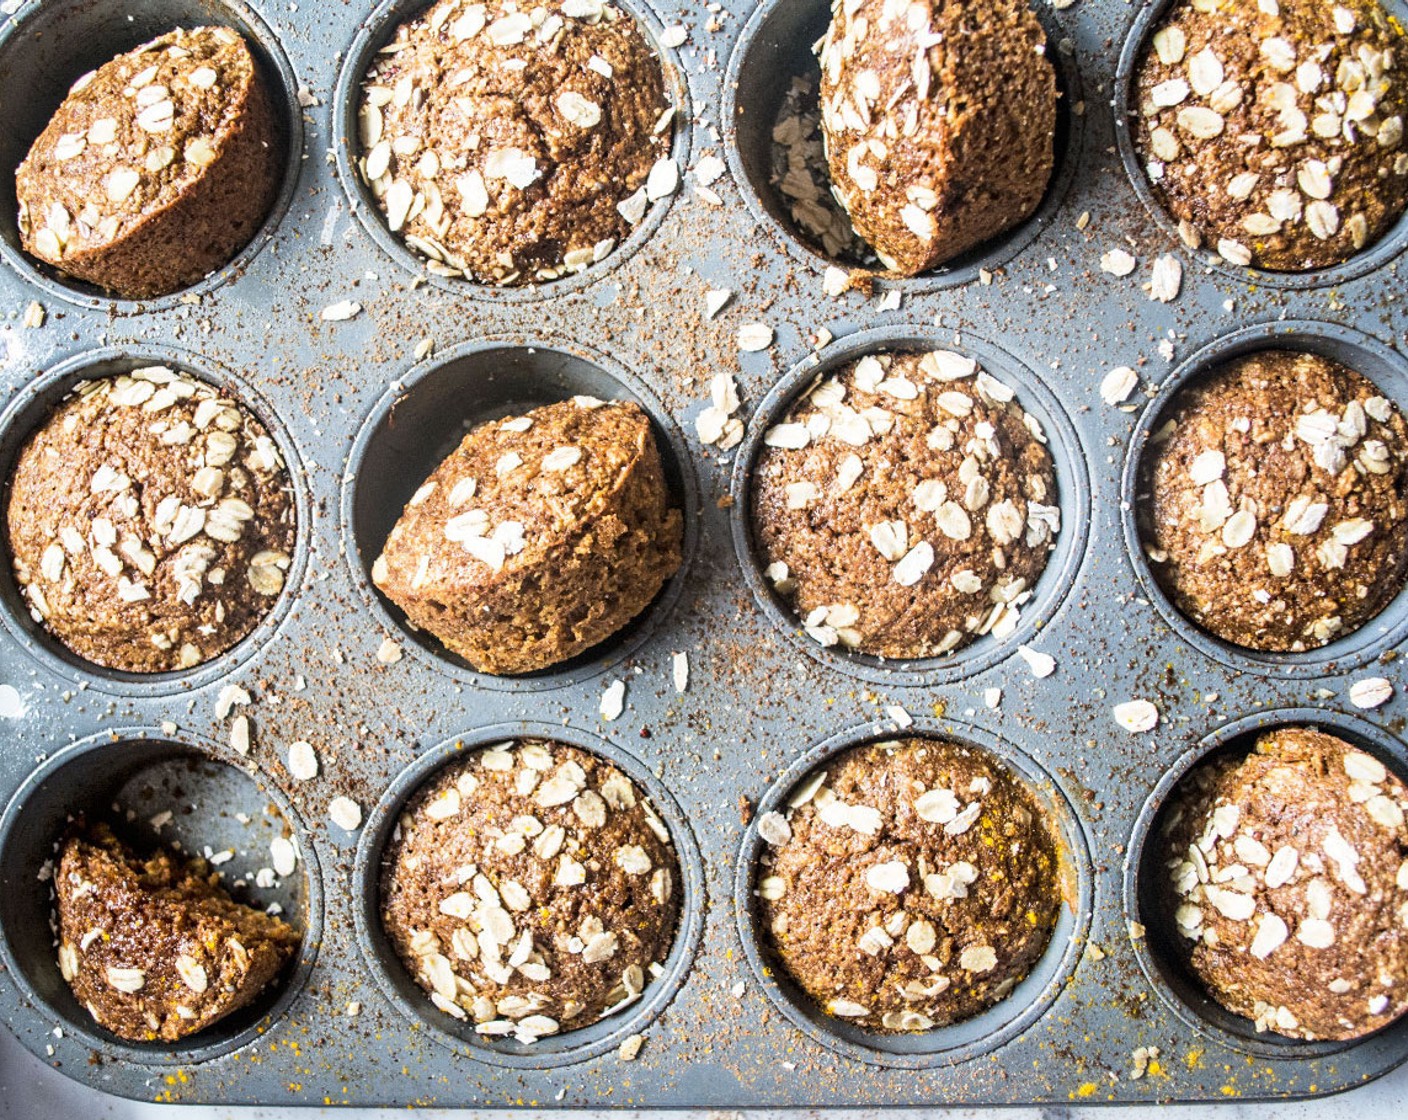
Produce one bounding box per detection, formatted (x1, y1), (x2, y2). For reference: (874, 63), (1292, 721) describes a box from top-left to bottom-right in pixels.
(1160, 727), (1408, 1040)
(16, 26), (280, 299)
(372, 397), (681, 674)
(758, 738), (1061, 1031)
(55, 823), (300, 1042)
(380, 740), (680, 1041)
(818, 0), (1057, 275)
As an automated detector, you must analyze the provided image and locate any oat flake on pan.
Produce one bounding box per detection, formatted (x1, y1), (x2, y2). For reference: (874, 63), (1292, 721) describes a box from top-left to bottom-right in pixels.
(356, 0), (673, 286)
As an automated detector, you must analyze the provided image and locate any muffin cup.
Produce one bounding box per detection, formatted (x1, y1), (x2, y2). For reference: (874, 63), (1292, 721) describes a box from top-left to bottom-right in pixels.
(331, 0), (692, 303)
(1125, 707), (1408, 1060)
(729, 324), (1090, 687)
(0, 727), (322, 1065)
(734, 715), (1092, 1068)
(0, 344), (309, 696)
(1121, 319), (1408, 679)
(342, 334), (699, 691)
(1112, 0), (1408, 291)
(351, 721), (705, 1069)
(0, 0), (304, 313)
(723, 0), (1085, 291)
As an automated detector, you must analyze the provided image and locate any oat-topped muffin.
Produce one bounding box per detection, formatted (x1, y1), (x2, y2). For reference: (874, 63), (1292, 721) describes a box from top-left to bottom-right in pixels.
(757, 738), (1061, 1031)
(356, 0), (672, 285)
(380, 740), (679, 1042)
(1134, 0), (1408, 272)
(1143, 350), (1408, 652)
(6, 367), (294, 673)
(1159, 727), (1408, 1040)
(817, 0), (1057, 275)
(16, 27), (280, 299)
(372, 397), (681, 674)
(55, 823), (300, 1043)
(752, 350), (1059, 660)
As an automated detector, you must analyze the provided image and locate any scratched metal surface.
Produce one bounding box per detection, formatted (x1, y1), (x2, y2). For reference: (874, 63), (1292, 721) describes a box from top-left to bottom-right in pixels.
(0, 0), (1405, 1109)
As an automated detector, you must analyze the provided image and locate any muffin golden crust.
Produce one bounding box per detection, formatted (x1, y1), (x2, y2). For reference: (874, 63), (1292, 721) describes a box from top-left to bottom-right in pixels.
(16, 27), (280, 299)
(380, 740), (680, 1042)
(752, 349), (1059, 660)
(1143, 350), (1408, 652)
(757, 738), (1061, 1031)
(55, 823), (300, 1043)
(1134, 0), (1408, 272)
(356, 0), (672, 286)
(1159, 727), (1408, 1040)
(372, 397), (681, 675)
(817, 0), (1057, 275)
(6, 367), (295, 673)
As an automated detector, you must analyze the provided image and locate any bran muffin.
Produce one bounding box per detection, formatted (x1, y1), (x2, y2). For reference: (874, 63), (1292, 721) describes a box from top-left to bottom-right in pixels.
(757, 737), (1061, 1031)
(1134, 0), (1408, 272)
(356, 0), (672, 286)
(752, 349), (1060, 660)
(6, 366), (295, 674)
(379, 740), (680, 1042)
(55, 823), (301, 1043)
(817, 0), (1057, 275)
(16, 27), (280, 299)
(372, 397), (681, 675)
(1142, 350), (1408, 652)
(1159, 727), (1408, 1040)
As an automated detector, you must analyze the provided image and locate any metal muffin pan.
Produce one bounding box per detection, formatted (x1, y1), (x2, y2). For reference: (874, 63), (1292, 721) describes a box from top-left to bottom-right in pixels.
(0, 0), (1405, 1107)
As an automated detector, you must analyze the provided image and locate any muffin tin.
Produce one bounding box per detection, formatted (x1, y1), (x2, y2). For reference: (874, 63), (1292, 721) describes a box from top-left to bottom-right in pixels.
(0, 0), (1406, 1107)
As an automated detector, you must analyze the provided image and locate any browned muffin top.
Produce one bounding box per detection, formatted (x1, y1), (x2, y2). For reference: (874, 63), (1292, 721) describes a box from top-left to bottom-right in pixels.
(6, 367), (294, 673)
(17, 27), (275, 293)
(758, 737), (1061, 1031)
(818, 0), (1057, 274)
(1143, 350), (1408, 652)
(1160, 727), (1408, 1040)
(357, 0), (672, 285)
(380, 741), (679, 1042)
(752, 349), (1059, 660)
(1134, 0), (1408, 271)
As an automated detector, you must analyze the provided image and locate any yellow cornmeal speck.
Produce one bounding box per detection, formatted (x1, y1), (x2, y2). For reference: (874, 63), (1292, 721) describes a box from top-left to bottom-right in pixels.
(1184, 1048), (1204, 1069)
(1073, 1082), (1098, 1099)
(931, 701), (947, 717)
(1221, 1085), (1240, 1097)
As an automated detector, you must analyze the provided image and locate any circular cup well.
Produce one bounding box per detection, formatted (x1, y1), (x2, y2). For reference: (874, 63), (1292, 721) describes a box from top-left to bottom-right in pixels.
(343, 335), (698, 691)
(351, 722), (705, 1069)
(0, 344), (309, 697)
(723, 0), (1084, 292)
(1121, 319), (1408, 679)
(1112, 0), (1408, 291)
(734, 716), (1092, 1068)
(0, 728), (321, 1065)
(0, 0), (304, 312)
(729, 325), (1090, 687)
(1126, 707), (1408, 1060)
(332, 0), (691, 302)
